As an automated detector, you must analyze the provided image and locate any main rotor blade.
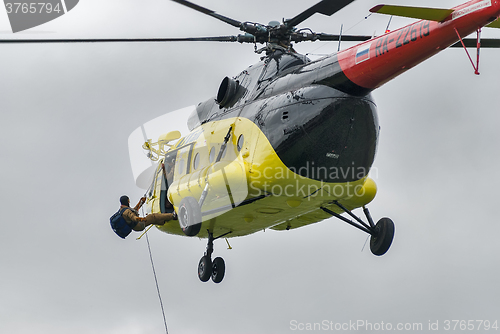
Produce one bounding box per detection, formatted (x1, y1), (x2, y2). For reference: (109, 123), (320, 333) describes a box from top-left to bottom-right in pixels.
(450, 38), (500, 48)
(285, 0), (356, 28)
(171, 0), (241, 28)
(289, 32), (371, 43)
(0, 36), (241, 43)
(314, 33), (372, 42)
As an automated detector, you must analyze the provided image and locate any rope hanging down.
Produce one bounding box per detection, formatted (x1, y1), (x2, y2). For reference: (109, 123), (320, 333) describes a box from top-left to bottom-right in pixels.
(138, 196), (168, 332)
(145, 232), (169, 334)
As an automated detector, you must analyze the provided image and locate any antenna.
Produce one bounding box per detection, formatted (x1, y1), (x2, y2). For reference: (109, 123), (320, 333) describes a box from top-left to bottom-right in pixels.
(385, 16), (393, 33)
(338, 24), (343, 51)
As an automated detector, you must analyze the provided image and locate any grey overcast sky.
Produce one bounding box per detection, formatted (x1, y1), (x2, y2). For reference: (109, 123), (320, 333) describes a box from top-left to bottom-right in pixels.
(1, 1), (500, 333)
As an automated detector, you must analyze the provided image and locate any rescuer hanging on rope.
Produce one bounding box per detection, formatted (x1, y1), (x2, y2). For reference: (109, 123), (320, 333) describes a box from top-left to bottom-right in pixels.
(110, 195), (176, 239)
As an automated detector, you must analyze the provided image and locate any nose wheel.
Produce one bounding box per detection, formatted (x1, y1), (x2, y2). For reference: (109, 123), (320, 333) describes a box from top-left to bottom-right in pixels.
(198, 231), (231, 283)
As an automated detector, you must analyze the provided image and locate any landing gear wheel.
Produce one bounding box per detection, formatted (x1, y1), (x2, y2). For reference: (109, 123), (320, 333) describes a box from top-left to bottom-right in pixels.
(370, 217), (395, 256)
(211, 257), (225, 283)
(198, 255), (212, 282)
(178, 197), (202, 237)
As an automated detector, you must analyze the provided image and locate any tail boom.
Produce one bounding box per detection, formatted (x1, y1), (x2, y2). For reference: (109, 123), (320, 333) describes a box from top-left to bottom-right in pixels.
(337, 0), (500, 91)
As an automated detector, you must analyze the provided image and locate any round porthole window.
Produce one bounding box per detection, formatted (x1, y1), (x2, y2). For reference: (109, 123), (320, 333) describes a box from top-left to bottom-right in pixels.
(193, 153), (200, 170)
(237, 134), (244, 152)
(209, 146), (215, 163)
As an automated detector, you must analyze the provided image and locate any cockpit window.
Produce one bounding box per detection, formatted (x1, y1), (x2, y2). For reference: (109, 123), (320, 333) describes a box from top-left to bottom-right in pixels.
(260, 51), (309, 82)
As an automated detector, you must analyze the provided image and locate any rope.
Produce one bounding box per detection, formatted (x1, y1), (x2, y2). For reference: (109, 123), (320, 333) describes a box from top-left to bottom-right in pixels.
(344, 13), (373, 34)
(139, 174), (168, 332)
(145, 230), (169, 334)
(145, 167), (162, 198)
(361, 234), (370, 253)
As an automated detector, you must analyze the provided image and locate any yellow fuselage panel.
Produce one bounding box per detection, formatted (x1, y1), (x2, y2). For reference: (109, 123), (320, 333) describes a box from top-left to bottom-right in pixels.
(153, 117), (377, 238)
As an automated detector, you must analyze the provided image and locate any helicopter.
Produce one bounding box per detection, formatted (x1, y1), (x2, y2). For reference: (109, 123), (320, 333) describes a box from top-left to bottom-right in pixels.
(131, 0), (500, 284)
(4, 0), (500, 284)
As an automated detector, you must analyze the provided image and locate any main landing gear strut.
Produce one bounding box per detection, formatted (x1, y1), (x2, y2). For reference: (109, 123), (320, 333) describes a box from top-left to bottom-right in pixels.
(454, 27), (482, 75)
(198, 230), (232, 283)
(321, 202), (395, 256)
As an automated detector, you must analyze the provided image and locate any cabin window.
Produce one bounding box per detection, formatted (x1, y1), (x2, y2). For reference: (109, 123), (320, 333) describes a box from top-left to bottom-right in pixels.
(193, 152), (200, 170)
(209, 146), (216, 163)
(176, 144), (194, 176)
(209, 143), (229, 163)
(237, 134), (244, 152)
(178, 158), (185, 176)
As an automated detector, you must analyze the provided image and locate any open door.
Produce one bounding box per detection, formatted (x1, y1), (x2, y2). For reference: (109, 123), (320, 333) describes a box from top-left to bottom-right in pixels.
(160, 152), (176, 213)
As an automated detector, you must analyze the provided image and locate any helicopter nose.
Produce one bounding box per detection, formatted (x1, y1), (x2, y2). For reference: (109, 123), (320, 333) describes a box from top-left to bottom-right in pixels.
(301, 98), (378, 182)
(275, 96), (379, 183)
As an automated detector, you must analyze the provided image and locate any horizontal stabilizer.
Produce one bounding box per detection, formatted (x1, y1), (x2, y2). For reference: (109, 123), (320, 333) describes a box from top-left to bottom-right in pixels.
(370, 4), (453, 22)
(487, 18), (500, 28)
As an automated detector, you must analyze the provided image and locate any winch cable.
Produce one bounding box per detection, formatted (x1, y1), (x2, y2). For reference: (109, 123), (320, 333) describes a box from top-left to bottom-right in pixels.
(141, 206), (169, 334)
(145, 233), (169, 334)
